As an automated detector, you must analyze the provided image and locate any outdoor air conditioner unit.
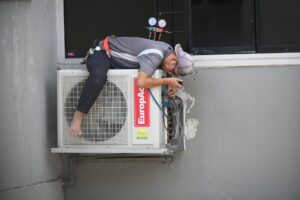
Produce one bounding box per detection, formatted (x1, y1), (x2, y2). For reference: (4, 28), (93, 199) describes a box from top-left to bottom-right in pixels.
(51, 69), (184, 155)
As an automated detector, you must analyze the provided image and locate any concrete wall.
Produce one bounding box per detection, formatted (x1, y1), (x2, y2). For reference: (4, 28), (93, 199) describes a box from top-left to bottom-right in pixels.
(64, 66), (300, 200)
(0, 1), (63, 200)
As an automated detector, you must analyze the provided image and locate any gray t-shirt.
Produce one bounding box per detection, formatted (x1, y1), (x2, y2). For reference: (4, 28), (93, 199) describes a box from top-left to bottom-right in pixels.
(108, 37), (174, 75)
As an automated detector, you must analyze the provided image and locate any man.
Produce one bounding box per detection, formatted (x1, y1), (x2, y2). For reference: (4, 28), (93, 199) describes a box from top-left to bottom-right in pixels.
(70, 36), (193, 136)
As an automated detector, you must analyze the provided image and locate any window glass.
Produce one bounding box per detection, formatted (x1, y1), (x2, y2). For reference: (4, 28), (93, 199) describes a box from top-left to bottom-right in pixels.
(64, 0), (154, 58)
(257, 0), (300, 52)
(189, 0), (255, 54)
(64, 0), (188, 58)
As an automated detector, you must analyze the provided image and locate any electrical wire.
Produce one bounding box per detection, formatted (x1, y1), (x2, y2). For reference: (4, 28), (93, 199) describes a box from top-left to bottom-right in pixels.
(149, 89), (168, 118)
(178, 122), (233, 200)
(150, 89), (233, 200)
(183, 135), (233, 200)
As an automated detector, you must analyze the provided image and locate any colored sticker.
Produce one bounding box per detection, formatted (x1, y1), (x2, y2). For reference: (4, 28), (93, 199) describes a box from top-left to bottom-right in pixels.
(136, 128), (148, 139)
(134, 78), (150, 127)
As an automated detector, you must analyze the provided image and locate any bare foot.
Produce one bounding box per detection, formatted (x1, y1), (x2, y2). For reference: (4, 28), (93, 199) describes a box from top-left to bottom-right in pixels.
(70, 111), (84, 136)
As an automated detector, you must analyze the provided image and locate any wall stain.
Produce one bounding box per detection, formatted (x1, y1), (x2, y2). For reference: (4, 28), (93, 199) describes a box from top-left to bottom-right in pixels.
(176, 89), (199, 140)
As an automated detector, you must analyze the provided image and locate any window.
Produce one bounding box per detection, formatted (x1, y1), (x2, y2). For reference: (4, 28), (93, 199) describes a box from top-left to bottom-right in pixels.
(189, 0), (300, 54)
(256, 0), (300, 53)
(60, 0), (300, 60)
(189, 0), (255, 54)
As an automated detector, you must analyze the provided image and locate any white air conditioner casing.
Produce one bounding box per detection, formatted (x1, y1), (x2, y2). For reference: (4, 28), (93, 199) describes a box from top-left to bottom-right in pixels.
(51, 69), (171, 154)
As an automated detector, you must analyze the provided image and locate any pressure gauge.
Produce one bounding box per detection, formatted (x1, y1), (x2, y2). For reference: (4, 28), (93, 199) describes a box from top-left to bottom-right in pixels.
(148, 17), (157, 26)
(158, 19), (167, 28)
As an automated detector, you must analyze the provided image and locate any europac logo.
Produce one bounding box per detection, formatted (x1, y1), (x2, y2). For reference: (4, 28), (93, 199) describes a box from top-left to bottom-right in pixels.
(134, 78), (150, 127)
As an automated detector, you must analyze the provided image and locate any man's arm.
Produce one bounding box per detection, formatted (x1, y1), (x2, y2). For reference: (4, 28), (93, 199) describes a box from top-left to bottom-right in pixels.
(137, 71), (184, 89)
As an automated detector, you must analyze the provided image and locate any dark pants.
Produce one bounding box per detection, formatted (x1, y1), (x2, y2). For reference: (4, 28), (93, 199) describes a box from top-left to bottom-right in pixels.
(77, 50), (111, 114)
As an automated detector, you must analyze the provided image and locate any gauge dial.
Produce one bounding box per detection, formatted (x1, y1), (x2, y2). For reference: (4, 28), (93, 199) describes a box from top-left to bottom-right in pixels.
(158, 19), (167, 28)
(148, 17), (157, 26)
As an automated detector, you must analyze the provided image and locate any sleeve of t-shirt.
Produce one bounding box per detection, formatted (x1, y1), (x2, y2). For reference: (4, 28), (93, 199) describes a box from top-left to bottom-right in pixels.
(137, 53), (163, 76)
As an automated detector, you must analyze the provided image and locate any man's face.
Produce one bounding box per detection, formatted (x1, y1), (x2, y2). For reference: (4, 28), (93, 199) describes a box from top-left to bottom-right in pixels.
(162, 52), (178, 76)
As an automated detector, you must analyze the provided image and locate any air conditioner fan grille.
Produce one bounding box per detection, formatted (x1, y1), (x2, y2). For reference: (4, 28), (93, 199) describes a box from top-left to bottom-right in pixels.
(62, 75), (128, 145)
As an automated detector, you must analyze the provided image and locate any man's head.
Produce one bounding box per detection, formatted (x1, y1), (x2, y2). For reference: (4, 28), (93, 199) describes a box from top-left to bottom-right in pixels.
(162, 44), (194, 76)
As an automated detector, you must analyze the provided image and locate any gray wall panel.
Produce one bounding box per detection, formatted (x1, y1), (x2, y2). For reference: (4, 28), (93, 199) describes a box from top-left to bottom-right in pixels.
(0, 0), (63, 199)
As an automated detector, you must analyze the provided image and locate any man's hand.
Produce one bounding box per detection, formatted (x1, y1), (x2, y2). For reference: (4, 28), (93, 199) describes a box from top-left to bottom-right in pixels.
(137, 71), (184, 90)
(165, 77), (184, 89)
(168, 86), (177, 97)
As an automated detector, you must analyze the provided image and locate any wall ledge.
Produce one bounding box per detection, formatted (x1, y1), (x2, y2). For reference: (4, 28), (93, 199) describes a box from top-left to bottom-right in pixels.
(192, 52), (300, 68)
